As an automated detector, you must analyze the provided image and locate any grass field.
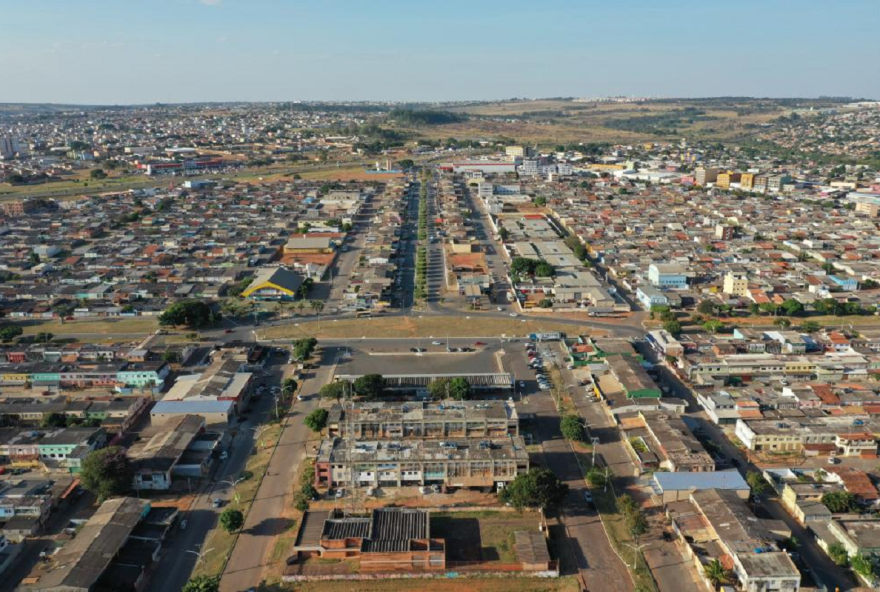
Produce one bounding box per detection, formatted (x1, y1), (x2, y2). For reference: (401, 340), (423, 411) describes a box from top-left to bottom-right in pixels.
(15, 316), (160, 337)
(258, 316), (590, 340)
(431, 510), (540, 564)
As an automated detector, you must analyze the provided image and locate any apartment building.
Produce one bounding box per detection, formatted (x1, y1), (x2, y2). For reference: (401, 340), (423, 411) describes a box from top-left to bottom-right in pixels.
(314, 437), (530, 490)
(326, 400), (519, 439)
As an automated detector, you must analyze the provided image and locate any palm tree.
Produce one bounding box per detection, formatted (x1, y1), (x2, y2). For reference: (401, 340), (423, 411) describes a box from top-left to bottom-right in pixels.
(295, 300), (305, 316)
(704, 558), (731, 590)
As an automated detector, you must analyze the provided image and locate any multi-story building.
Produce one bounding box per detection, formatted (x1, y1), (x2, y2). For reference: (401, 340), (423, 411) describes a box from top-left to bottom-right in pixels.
(314, 437), (530, 490)
(326, 400), (519, 440)
(648, 263), (688, 289)
(723, 272), (749, 296)
(695, 167), (719, 186)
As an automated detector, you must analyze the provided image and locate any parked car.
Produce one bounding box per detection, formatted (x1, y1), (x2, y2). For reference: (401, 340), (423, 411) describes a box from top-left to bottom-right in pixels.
(179, 519), (188, 531)
(518, 381), (526, 388)
(212, 498), (223, 508)
(474, 341), (487, 346)
(583, 491), (593, 505)
(431, 341), (443, 346)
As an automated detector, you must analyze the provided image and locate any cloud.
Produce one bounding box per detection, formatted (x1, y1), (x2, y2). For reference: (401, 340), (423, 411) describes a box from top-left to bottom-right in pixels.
(199, 0), (222, 5)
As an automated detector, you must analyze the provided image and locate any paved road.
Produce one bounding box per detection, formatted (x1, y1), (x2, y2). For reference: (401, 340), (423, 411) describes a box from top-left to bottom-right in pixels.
(507, 344), (633, 592)
(551, 345), (701, 592)
(147, 363), (285, 592)
(218, 347), (337, 592)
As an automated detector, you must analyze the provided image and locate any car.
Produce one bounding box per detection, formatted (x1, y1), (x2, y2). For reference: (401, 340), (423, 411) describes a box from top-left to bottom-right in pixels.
(474, 341), (487, 346)
(431, 341), (443, 346)
(828, 456), (838, 465)
(334, 488), (346, 499)
(518, 381), (526, 388)
(212, 498), (223, 508)
(179, 519), (188, 531)
(224, 329), (233, 334)
(540, 385), (551, 391)
(583, 491), (593, 504)
(219, 450), (228, 460)
(497, 307), (504, 311)
(509, 313), (518, 317)
(296, 394), (304, 401)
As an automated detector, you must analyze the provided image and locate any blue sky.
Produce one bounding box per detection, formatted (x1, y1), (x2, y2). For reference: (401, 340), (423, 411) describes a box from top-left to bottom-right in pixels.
(1, 0), (878, 104)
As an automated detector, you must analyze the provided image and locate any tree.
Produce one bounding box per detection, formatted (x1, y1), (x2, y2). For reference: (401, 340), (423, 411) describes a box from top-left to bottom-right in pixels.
(822, 491), (858, 513)
(41, 412), (68, 428)
(703, 320), (724, 334)
(304, 408), (329, 432)
(533, 196), (547, 206)
(282, 378), (298, 394)
(703, 558), (732, 589)
(89, 168), (107, 180)
(534, 261), (555, 277)
(429, 377), (470, 400)
(560, 414), (584, 442)
(662, 319), (682, 338)
(746, 471), (769, 496)
(828, 542), (849, 566)
(851, 554), (877, 578)
(159, 300), (218, 328)
(498, 227), (510, 242)
(0, 325), (23, 342)
(162, 350), (180, 364)
(292, 337), (318, 361)
(627, 511), (648, 538)
(219, 508), (244, 533)
(780, 299), (805, 317)
(749, 302), (761, 315)
(35, 331), (54, 344)
(586, 467), (608, 488)
(799, 321), (821, 334)
(773, 317), (792, 329)
(696, 300), (717, 316)
(354, 374), (385, 399)
(182, 575), (220, 592)
(617, 494), (638, 518)
(499, 468), (569, 512)
(81, 446), (132, 502)
(538, 298), (553, 308)
(319, 381), (348, 399)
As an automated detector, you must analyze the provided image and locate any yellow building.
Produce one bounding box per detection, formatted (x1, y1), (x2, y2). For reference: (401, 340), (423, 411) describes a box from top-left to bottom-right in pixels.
(241, 267), (304, 300)
(740, 173), (756, 190)
(716, 172), (741, 189)
(723, 272), (749, 297)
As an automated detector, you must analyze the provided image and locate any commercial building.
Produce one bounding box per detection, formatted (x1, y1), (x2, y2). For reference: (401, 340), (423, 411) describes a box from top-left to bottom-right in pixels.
(723, 271), (749, 296)
(652, 470), (750, 504)
(648, 263), (688, 289)
(241, 266), (304, 300)
(326, 400), (519, 439)
(130, 415), (207, 491)
(668, 488), (800, 592)
(292, 508), (445, 572)
(150, 399), (234, 428)
(314, 437), (529, 490)
(21, 497), (154, 592)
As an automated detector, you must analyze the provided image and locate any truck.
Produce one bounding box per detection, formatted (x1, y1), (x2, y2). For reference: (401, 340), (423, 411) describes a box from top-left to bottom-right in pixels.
(528, 332), (563, 342)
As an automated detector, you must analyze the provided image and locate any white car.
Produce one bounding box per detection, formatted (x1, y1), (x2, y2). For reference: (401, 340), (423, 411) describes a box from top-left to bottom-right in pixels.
(296, 394), (304, 401)
(497, 307), (504, 311)
(518, 381), (526, 388)
(431, 341), (442, 346)
(509, 313), (518, 317)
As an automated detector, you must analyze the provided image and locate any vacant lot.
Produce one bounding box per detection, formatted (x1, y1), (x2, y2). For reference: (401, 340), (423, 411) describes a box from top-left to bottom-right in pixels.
(431, 510), (540, 565)
(259, 316), (587, 340)
(14, 316), (160, 337)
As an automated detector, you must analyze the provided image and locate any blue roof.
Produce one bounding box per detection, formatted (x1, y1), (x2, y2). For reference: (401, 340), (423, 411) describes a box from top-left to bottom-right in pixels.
(653, 470), (749, 492)
(152, 400), (233, 414)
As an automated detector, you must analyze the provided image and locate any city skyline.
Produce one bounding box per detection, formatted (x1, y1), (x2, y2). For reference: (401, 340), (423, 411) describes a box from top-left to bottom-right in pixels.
(2, 0), (879, 104)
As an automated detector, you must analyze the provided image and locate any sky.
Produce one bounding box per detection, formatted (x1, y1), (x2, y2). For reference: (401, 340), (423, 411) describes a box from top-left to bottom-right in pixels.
(1, 0), (878, 105)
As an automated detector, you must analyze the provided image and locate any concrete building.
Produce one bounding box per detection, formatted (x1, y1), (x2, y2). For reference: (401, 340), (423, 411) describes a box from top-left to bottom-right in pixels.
(315, 437), (529, 490)
(292, 508), (445, 572)
(648, 263), (688, 289)
(130, 415), (207, 491)
(326, 400), (519, 439)
(695, 167), (719, 186)
(723, 272), (750, 296)
(150, 399), (234, 427)
(652, 470), (750, 504)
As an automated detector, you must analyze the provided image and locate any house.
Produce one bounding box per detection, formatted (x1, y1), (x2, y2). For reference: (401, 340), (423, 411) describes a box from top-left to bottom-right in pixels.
(636, 285), (668, 309)
(652, 471), (750, 504)
(284, 236), (335, 254)
(130, 415), (207, 491)
(150, 400), (234, 427)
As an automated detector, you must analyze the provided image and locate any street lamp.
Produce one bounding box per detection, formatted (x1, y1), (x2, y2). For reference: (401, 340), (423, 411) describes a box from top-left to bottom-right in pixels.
(220, 477), (246, 504)
(624, 541), (649, 571)
(251, 425), (271, 449)
(186, 545), (214, 568)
